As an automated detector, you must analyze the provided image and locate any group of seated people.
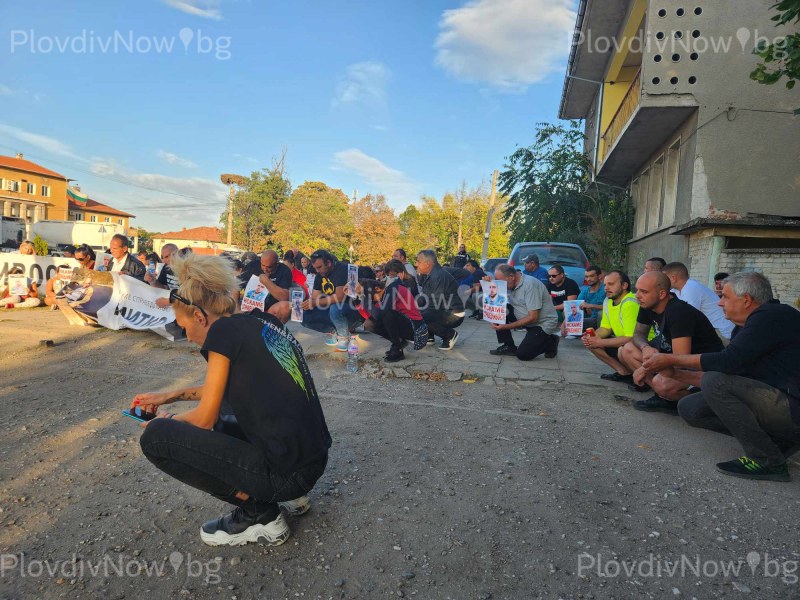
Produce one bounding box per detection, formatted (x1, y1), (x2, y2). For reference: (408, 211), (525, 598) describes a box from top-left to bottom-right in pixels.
(578, 256), (800, 482)
(247, 247), (798, 483)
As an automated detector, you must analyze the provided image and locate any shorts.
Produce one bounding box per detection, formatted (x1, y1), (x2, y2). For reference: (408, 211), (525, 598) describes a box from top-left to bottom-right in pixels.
(605, 346), (619, 360)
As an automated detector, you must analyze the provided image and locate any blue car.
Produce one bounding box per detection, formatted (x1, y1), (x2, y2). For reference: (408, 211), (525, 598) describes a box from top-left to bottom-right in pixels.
(507, 242), (590, 285)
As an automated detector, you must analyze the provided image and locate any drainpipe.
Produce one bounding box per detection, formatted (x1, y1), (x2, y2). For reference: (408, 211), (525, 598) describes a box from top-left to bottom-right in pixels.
(708, 235), (725, 288)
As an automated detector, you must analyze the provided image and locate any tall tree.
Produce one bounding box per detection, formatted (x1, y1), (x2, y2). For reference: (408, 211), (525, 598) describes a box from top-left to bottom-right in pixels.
(350, 194), (400, 265)
(499, 121), (633, 271)
(397, 186), (510, 263)
(220, 151), (291, 251)
(272, 181), (353, 257)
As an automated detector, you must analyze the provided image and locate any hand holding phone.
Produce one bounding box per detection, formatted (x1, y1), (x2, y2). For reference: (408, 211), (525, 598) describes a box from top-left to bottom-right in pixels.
(121, 407), (157, 423)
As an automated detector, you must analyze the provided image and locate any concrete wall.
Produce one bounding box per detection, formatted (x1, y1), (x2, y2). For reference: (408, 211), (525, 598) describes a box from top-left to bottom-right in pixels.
(639, 0), (799, 219)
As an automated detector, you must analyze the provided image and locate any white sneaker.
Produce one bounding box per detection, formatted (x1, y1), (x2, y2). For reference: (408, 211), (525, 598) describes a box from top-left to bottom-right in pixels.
(200, 509), (290, 547)
(438, 331), (458, 351)
(278, 496), (311, 516)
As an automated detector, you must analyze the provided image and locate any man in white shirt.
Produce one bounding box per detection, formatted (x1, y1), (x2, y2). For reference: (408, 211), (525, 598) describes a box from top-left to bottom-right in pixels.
(392, 248), (417, 279)
(107, 234), (146, 281)
(664, 262), (734, 340)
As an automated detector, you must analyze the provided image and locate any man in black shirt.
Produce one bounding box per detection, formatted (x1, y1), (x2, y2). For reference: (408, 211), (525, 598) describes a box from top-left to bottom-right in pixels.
(451, 244), (471, 269)
(296, 249), (363, 351)
(619, 271), (723, 414)
(546, 264), (580, 321)
(238, 250), (293, 321)
(642, 272), (800, 481)
(147, 243), (180, 290)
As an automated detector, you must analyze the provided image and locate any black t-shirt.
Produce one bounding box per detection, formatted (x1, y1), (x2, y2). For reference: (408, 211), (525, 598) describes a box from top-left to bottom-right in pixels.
(637, 297), (723, 354)
(156, 264), (180, 290)
(546, 277), (581, 305)
(313, 261), (349, 296)
(201, 313), (331, 474)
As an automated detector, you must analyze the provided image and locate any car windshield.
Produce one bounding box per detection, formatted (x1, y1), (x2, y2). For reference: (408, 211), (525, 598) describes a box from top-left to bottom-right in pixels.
(514, 245), (586, 267)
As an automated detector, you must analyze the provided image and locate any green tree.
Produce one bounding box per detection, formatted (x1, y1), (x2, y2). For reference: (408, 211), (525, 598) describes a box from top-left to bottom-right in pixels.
(135, 227), (158, 253)
(272, 181), (353, 257)
(397, 185), (510, 263)
(350, 194), (400, 265)
(220, 153), (291, 251)
(32, 234), (49, 256)
(499, 121), (633, 271)
(750, 0), (800, 112)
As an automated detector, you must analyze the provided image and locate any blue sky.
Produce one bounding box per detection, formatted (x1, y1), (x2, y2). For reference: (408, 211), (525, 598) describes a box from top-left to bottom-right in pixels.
(0, 0), (576, 232)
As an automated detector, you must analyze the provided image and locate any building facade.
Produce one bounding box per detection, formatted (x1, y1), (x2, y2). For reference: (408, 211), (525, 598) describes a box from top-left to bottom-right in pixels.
(559, 0), (800, 303)
(0, 154), (68, 223)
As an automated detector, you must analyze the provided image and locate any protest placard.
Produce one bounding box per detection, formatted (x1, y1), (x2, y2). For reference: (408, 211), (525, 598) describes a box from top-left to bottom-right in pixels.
(564, 300), (584, 336)
(305, 273), (316, 291)
(480, 279), (507, 325)
(8, 274), (27, 296)
(241, 274), (267, 313)
(290, 289), (304, 322)
(346, 264), (358, 298)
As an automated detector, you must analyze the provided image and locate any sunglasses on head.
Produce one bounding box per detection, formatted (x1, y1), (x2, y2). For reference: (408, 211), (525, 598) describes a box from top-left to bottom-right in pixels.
(169, 288), (207, 318)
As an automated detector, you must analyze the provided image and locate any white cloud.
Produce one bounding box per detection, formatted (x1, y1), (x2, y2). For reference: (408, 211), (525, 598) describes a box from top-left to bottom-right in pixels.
(162, 0), (222, 20)
(332, 61), (390, 110)
(157, 149), (198, 169)
(333, 149), (420, 209)
(435, 0), (575, 91)
(0, 85), (16, 96)
(0, 123), (77, 158)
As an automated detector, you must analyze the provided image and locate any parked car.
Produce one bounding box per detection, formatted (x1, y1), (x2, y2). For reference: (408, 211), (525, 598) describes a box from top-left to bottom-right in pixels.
(507, 242), (589, 285)
(481, 257), (508, 275)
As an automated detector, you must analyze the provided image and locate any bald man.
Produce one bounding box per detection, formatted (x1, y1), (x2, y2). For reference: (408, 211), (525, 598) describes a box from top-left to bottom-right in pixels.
(619, 271), (724, 414)
(236, 249), (293, 320)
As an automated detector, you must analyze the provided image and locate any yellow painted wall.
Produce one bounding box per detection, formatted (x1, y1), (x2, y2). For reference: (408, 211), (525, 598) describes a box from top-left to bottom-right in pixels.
(0, 166), (68, 219)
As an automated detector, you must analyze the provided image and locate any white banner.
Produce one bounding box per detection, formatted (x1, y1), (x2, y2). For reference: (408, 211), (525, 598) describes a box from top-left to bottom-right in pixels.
(95, 273), (174, 332)
(480, 280), (507, 325)
(0, 252), (80, 286)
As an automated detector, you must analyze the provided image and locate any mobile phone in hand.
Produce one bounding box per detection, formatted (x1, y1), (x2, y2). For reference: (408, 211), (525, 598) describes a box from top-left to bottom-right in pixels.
(121, 407), (157, 423)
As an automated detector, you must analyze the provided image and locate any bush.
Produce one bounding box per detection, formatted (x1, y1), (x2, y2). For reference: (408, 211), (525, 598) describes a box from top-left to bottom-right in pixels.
(32, 235), (49, 256)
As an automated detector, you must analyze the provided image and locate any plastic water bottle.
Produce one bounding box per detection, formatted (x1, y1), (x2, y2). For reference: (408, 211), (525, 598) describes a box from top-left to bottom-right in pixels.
(148, 260), (156, 276)
(346, 336), (359, 373)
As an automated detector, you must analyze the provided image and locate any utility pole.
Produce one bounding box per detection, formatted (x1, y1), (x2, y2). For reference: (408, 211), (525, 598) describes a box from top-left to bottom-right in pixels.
(220, 174), (247, 247)
(481, 169), (499, 264)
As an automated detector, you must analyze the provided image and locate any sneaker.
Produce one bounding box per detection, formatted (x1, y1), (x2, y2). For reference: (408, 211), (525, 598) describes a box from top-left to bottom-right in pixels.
(490, 344), (517, 356)
(633, 395), (678, 414)
(384, 349), (405, 363)
(468, 310), (481, 319)
(600, 372), (633, 382)
(200, 506), (290, 547)
(278, 496), (311, 516)
(324, 333), (338, 346)
(544, 335), (559, 358)
(334, 336), (349, 352)
(438, 331), (458, 351)
(427, 335), (436, 346)
(716, 457), (790, 482)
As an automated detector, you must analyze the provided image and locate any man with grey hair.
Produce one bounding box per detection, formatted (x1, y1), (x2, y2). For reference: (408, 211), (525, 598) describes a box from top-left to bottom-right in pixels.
(148, 243), (180, 290)
(416, 249), (464, 350)
(488, 264), (559, 360)
(642, 271), (800, 482)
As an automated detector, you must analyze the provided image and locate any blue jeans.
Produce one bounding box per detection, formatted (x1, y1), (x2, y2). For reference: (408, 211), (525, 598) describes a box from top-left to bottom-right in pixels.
(301, 307), (336, 335)
(329, 302), (364, 337)
(140, 418), (327, 509)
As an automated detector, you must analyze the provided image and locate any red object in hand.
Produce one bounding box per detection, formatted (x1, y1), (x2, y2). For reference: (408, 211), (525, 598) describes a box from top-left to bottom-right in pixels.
(585, 328), (596, 337)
